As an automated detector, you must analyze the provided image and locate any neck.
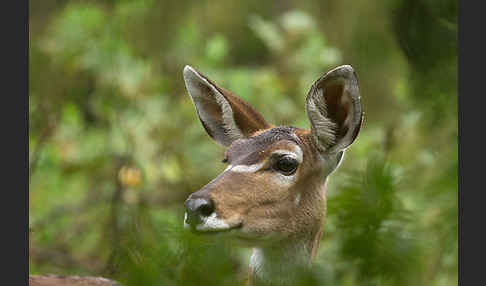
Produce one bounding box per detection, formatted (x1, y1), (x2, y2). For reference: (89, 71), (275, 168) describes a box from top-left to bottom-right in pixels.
(248, 180), (328, 285)
(249, 239), (312, 285)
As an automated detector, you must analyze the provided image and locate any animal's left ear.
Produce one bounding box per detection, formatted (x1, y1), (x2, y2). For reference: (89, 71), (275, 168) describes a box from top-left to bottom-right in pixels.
(305, 65), (363, 154)
(183, 65), (271, 147)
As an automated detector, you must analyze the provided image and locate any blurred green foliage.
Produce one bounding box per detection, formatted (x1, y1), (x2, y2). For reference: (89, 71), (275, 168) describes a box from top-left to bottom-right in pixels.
(29, 0), (457, 285)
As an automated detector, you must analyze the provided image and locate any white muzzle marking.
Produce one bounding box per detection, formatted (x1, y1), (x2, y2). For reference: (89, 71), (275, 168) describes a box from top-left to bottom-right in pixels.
(183, 212), (230, 231)
(196, 213), (230, 231)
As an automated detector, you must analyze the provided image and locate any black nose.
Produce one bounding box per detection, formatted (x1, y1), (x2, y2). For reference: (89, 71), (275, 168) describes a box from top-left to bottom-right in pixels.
(184, 195), (215, 227)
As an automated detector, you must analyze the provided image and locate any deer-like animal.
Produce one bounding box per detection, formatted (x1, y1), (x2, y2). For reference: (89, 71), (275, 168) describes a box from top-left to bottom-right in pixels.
(183, 65), (363, 285)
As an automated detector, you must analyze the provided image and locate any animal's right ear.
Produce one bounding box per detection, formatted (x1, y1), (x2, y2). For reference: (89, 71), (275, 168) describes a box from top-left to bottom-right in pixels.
(305, 65), (363, 155)
(183, 66), (271, 147)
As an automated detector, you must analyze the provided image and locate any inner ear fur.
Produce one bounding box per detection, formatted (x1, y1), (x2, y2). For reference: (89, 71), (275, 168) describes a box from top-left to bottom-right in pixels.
(305, 65), (363, 154)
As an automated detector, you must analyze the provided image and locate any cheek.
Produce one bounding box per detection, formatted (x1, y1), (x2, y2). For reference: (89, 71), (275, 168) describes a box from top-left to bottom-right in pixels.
(209, 174), (266, 218)
(209, 172), (297, 221)
(211, 190), (248, 219)
(245, 184), (296, 221)
(242, 198), (297, 238)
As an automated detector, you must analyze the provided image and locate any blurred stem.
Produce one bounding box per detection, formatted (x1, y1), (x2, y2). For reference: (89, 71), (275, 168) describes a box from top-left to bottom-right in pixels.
(104, 157), (129, 276)
(383, 120), (400, 158)
(29, 116), (56, 181)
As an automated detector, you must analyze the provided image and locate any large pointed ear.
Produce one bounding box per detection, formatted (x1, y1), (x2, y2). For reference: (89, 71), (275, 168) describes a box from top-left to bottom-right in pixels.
(183, 66), (271, 146)
(305, 65), (363, 154)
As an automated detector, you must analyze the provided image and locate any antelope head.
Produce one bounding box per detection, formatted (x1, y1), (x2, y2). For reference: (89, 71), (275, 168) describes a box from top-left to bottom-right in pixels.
(182, 65), (362, 284)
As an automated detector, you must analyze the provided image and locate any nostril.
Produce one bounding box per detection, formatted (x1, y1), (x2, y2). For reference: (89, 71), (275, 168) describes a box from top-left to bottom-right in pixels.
(185, 196), (215, 227)
(198, 199), (214, 217)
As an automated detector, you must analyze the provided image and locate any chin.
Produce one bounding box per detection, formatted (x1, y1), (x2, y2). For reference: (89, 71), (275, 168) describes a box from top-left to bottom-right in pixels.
(185, 222), (265, 246)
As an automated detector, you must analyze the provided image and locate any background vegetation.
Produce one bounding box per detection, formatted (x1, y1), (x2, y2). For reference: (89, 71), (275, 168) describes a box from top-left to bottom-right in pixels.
(29, 0), (457, 285)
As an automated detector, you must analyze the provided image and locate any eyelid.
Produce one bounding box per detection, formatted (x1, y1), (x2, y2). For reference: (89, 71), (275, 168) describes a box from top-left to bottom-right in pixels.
(271, 153), (297, 161)
(271, 153), (286, 159)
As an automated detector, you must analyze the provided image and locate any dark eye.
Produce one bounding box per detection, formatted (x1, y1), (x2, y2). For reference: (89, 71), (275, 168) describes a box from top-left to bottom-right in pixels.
(274, 157), (298, 175)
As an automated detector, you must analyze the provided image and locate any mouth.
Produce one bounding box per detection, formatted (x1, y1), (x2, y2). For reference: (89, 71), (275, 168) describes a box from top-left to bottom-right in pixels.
(184, 212), (242, 234)
(189, 223), (243, 235)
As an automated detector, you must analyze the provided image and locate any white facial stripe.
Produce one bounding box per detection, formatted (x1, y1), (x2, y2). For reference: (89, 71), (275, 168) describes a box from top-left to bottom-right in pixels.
(196, 213), (230, 231)
(225, 145), (303, 175)
(224, 165), (233, 172)
(230, 162), (265, 173)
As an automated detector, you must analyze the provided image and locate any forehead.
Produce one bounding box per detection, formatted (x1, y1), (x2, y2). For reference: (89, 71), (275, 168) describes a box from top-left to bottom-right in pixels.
(225, 127), (302, 164)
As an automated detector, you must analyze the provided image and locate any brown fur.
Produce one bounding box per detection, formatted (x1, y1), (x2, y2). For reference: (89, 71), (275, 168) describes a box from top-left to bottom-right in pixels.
(203, 129), (323, 241)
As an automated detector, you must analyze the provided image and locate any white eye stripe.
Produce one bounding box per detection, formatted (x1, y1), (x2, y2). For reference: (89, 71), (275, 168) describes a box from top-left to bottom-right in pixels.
(224, 165), (233, 172)
(229, 162), (265, 173)
(224, 146), (303, 174)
